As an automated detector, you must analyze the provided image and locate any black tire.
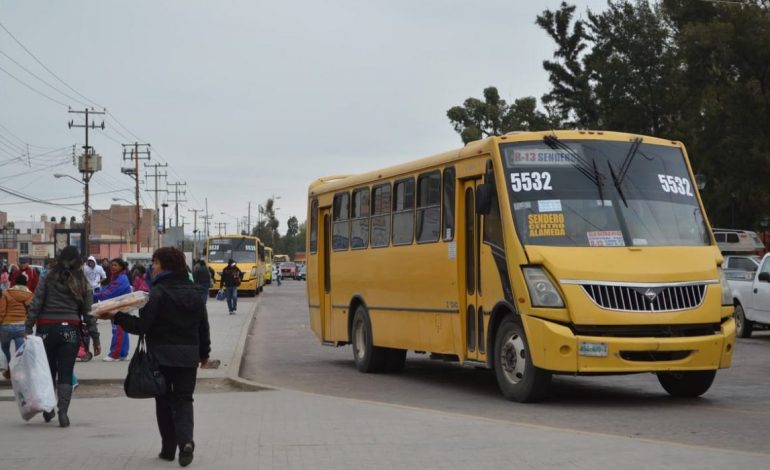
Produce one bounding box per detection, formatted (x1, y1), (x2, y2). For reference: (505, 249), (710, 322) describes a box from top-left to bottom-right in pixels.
(734, 304), (753, 338)
(351, 306), (388, 373)
(493, 317), (551, 402)
(384, 348), (407, 372)
(657, 370), (717, 398)
(266, 279), (272, 285)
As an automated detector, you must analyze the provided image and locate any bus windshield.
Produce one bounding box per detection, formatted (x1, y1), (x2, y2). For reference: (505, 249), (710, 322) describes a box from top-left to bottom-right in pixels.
(207, 237), (257, 263)
(500, 139), (710, 247)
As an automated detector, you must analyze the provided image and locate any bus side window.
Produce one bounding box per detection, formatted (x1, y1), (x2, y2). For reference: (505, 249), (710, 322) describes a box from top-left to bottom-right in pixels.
(416, 170), (441, 243)
(310, 199), (319, 254)
(393, 177), (415, 246)
(483, 183), (504, 249)
(351, 188), (370, 249)
(333, 192), (350, 251)
(442, 166), (455, 241)
(371, 183), (391, 248)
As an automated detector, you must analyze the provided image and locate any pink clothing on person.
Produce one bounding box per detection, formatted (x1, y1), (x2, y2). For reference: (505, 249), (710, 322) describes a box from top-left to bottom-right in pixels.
(132, 274), (150, 293)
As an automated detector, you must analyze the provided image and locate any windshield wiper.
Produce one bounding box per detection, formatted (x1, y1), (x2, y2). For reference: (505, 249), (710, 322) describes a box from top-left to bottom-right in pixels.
(543, 135), (606, 202)
(607, 137), (642, 208)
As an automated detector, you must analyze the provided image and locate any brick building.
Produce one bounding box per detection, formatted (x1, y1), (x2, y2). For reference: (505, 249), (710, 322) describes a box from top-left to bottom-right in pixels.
(90, 205), (156, 252)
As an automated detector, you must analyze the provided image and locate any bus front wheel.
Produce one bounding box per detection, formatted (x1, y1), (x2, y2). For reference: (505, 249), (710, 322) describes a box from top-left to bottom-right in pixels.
(657, 370), (716, 398)
(351, 306), (388, 373)
(493, 317), (551, 402)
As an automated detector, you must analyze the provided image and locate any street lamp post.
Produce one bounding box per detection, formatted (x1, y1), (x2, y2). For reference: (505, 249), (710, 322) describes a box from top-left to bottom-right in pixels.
(54, 173), (88, 256)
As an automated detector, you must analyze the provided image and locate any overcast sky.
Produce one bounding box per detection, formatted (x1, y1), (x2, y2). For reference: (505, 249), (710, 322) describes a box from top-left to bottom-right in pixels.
(0, 0), (608, 238)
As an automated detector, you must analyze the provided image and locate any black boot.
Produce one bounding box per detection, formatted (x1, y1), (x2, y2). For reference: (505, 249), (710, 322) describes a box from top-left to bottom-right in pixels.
(57, 384), (73, 428)
(42, 409), (56, 422)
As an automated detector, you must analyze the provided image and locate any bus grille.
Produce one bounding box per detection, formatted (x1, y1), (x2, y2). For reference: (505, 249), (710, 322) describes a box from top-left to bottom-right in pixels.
(580, 283), (707, 312)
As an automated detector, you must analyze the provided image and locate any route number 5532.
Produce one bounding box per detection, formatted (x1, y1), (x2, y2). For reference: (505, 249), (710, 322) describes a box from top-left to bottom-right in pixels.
(657, 174), (693, 196)
(510, 171), (553, 192)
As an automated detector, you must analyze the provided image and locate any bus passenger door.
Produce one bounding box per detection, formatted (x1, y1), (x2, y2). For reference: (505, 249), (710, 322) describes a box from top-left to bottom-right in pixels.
(319, 208), (334, 341)
(462, 178), (485, 362)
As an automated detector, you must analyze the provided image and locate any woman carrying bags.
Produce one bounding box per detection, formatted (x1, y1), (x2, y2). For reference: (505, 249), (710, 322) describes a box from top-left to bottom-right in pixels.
(25, 246), (101, 427)
(98, 247), (210, 467)
(94, 258), (132, 361)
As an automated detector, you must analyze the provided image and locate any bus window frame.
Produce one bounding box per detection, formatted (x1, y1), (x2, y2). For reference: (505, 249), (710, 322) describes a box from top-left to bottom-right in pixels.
(416, 170), (441, 244)
(310, 199), (319, 254)
(392, 177), (415, 246)
(370, 182), (392, 249)
(442, 166), (456, 242)
(332, 192), (351, 251)
(351, 187), (370, 250)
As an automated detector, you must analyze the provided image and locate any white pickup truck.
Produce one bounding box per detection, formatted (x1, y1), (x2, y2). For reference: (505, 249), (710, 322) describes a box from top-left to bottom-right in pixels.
(727, 253), (770, 337)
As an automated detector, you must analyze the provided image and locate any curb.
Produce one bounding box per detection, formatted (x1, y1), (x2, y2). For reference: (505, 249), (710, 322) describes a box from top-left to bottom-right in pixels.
(225, 294), (273, 392)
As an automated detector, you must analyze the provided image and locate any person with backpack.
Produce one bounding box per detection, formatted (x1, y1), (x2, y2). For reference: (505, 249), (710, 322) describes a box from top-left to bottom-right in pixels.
(0, 273), (33, 380)
(192, 260), (211, 303)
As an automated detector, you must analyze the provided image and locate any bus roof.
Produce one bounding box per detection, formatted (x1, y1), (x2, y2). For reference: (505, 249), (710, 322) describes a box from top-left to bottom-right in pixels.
(308, 130), (682, 196)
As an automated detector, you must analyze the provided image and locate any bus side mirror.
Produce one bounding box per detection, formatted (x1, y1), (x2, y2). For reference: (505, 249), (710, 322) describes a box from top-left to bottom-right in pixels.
(758, 272), (770, 282)
(476, 183), (494, 215)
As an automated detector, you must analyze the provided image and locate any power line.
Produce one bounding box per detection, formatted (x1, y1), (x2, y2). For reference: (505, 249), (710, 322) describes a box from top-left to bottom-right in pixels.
(0, 20), (103, 109)
(0, 49), (91, 108)
(0, 63), (70, 107)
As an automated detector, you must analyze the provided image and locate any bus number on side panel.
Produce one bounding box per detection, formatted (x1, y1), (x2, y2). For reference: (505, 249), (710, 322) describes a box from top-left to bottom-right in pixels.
(511, 172), (553, 192)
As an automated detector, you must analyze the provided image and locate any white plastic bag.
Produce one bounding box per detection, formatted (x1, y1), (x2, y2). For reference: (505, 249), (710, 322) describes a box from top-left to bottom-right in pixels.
(10, 336), (56, 421)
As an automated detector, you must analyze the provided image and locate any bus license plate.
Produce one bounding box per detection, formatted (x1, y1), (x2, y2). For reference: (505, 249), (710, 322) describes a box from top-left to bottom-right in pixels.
(579, 342), (608, 357)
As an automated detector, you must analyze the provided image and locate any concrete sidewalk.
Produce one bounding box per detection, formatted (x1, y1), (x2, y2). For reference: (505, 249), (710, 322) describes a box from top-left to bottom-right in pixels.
(2, 290), (769, 469)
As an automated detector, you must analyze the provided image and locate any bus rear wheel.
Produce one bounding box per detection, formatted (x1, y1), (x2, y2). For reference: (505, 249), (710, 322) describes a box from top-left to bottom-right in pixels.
(657, 370), (716, 398)
(493, 317), (551, 402)
(351, 306), (388, 373)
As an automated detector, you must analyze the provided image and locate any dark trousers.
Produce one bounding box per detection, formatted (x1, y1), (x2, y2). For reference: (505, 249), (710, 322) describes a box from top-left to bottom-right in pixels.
(38, 324), (79, 386)
(156, 365), (198, 453)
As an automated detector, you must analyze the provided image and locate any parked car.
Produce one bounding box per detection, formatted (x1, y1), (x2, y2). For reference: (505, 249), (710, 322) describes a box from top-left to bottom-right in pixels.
(297, 264), (306, 281)
(726, 253), (770, 337)
(723, 255), (761, 272)
(279, 262), (297, 280)
(713, 228), (764, 254)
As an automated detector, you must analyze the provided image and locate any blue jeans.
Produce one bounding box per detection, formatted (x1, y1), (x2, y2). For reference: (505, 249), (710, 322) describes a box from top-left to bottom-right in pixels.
(0, 324), (25, 364)
(225, 286), (238, 312)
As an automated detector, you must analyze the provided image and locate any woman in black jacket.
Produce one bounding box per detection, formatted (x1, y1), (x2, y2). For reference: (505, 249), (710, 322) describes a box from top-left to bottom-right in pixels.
(102, 247), (210, 467)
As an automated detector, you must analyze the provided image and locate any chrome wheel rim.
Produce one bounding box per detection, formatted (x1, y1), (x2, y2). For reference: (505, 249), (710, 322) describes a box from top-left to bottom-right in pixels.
(353, 317), (366, 361)
(500, 333), (527, 385)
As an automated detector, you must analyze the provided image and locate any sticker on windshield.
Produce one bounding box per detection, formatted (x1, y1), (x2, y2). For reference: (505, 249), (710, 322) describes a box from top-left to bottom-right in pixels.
(657, 174), (694, 196)
(510, 171), (553, 192)
(513, 201), (532, 211)
(528, 213), (566, 237)
(538, 200), (562, 213)
(587, 231), (625, 247)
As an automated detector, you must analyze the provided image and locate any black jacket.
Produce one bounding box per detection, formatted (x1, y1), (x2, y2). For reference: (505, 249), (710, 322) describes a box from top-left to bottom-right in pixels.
(192, 264), (211, 287)
(114, 274), (210, 368)
(220, 265), (241, 288)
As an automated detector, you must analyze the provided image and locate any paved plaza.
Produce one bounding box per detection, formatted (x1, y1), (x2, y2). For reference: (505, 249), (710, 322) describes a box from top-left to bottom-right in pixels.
(2, 293), (769, 469)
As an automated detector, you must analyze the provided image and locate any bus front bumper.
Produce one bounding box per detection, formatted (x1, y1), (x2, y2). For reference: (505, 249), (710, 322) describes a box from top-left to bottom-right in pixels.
(522, 313), (735, 374)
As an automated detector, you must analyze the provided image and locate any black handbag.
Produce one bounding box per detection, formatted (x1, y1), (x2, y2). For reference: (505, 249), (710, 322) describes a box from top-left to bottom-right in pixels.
(124, 334), (166, 399)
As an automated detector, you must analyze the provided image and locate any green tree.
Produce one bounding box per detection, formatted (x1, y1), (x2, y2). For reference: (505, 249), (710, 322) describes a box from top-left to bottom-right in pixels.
(447, 87), (556, 144)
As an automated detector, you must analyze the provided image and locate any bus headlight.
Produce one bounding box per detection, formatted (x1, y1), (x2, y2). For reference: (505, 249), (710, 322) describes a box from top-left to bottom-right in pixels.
(250, 267), (258, 278)
(719, 268), (732, 306)
(523, 267), (564, 308)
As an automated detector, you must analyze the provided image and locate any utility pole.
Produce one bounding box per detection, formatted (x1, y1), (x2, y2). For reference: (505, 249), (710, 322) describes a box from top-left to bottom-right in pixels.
(144, 162), (168, 250)
(122, 143), (151, 252)
(67, 107), (104, 257)
(168, 181), (187, 227)
(215, 222), (227, 235)
(247, 202), (251, 236)
(188, 208), (202, 259)
(205, 197), (210, 239)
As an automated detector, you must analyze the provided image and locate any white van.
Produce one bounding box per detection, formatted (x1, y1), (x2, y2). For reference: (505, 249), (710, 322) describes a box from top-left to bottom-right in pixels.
(713, 228), (764, 254)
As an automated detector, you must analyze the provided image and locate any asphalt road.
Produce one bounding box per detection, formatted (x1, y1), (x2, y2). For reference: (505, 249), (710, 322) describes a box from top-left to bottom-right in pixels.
(241, 281), (770, 455)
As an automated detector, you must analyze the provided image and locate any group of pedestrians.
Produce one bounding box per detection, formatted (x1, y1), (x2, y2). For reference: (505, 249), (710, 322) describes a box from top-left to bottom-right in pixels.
(0, 247), (211, 467)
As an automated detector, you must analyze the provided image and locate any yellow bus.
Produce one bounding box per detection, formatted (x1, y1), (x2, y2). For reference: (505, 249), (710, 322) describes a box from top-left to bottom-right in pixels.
(306, 130), (735, 402)
(264, 246), (274, 284)
(205, 234), (265, 296)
